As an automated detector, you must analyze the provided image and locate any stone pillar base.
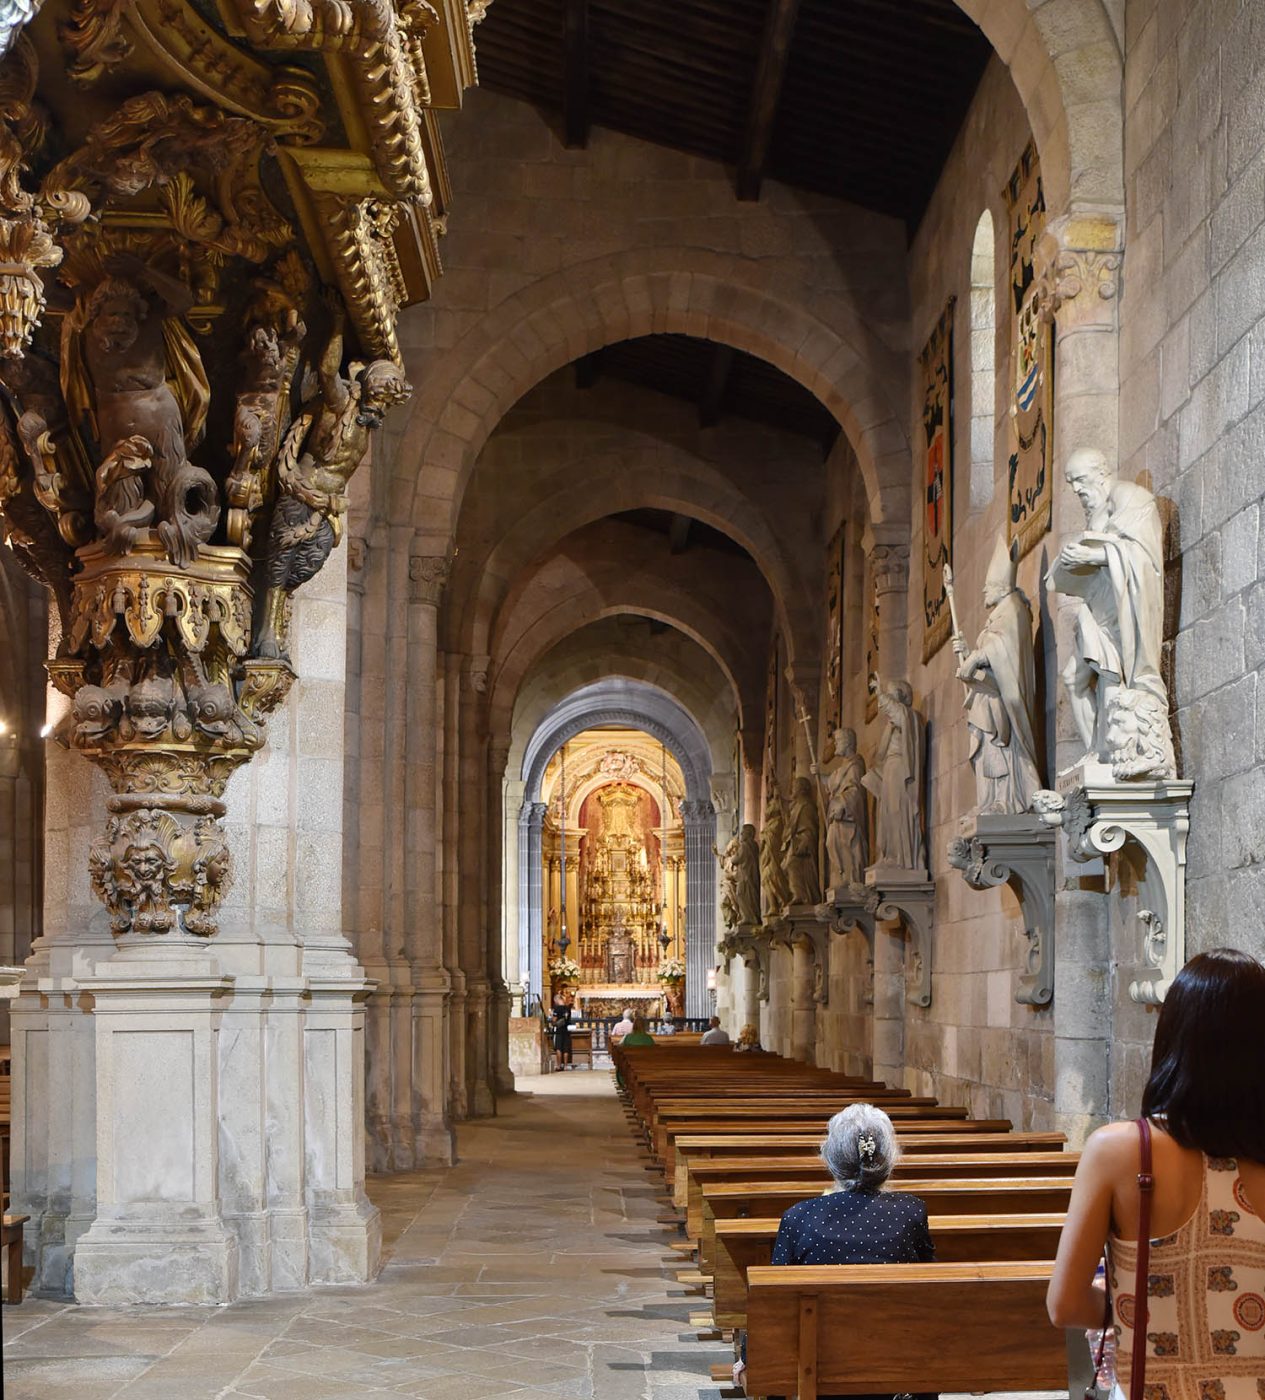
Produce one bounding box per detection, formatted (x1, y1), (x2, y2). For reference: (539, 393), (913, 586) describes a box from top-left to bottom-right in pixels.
(309, 1198), (382, 1285)
(416, 1112), (456, 1166)
(73, 1212), (239, 1306)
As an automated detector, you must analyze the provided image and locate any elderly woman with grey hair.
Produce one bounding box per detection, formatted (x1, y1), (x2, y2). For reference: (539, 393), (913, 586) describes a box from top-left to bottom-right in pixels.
(767, 1102), (937, 1400)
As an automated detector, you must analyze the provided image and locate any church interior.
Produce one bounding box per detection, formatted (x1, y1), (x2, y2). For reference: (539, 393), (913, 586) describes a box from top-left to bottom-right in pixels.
(1, 0), (1263, 1395)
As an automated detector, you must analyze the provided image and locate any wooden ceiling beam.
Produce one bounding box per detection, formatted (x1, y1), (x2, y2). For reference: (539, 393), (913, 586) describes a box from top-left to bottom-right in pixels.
(564, 0), (591, 148)
(737, 0), (802, 201)
(699, 343), (737, 426)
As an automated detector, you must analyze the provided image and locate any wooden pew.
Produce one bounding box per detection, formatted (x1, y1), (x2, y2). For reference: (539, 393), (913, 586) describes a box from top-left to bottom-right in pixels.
(745, 1261), (1065, 1398)
(698, 1177), (1074, 1273)
(684, 1152), (1077, 1241)
(660, 1116), (1013, 1181)
(670, 1130), (1068, 1203)
(0, 1049), (26, 1305)
(713, 1212), (1064, 1329)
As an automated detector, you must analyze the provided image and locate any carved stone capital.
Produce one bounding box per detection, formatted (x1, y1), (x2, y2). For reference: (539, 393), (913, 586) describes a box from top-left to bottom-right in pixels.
(861, 526), (911, 598)
(679, 798), (715, 825)
(521, 800), (548, 831)
(947, 813), (1056, 1006)
(1035, 215), (1123, 335)
(1034, 772), (1193, 1005)
(409, 554), (451, 606)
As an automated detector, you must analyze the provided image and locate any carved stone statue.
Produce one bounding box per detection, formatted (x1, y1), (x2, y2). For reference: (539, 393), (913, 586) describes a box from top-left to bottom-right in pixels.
(782, 774), (821, 906)
(863, 679), (927, 874)
(759, 786), (791, 918)
(716, 823), (760, 929)
(954, 535), (1043, 814)
(815, 727), (868, 890)
(1046, 448), (1175, 780)
(67, 256), (219, 567)
(606, 914), (635, 983)
(254, 299), (410, 658)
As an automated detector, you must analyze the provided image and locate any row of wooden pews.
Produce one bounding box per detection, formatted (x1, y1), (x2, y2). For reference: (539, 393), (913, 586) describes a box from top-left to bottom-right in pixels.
(612, 1042), (1075, 1399)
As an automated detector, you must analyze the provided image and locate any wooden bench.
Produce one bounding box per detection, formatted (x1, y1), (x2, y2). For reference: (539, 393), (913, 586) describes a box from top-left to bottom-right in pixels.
(660, 1117), (1013, 1180)
(698, 1177), (1074, 1273)
(745, 1261), (1066, 1398)
(669, 1130), (1068, 1202)
(713, 1212), (1065, 1329)
(0, 1053), (26, 1305)
(683, 1151), (1077, 1240)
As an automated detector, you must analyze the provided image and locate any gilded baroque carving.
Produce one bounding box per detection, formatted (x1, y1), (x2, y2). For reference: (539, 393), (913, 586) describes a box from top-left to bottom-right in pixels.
(0, 0), (476, 940)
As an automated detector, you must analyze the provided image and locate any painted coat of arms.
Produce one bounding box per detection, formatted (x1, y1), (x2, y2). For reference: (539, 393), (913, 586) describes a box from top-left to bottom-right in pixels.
(920, 299), (954, 660)
(1004, 141), (1054, 559)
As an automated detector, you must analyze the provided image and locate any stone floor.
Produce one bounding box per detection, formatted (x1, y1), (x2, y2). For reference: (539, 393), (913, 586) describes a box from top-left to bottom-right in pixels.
(2, 1071), (732, 1400)
(2, 1070), (1071, 1399)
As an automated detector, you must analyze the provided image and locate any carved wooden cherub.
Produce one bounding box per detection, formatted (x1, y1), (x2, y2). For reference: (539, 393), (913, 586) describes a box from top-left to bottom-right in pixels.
(253, 296), (410, 659)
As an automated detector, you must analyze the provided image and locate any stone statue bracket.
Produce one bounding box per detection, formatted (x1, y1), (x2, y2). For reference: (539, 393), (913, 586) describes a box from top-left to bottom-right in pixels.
(831, 872), (935, 1008)
(718, 927), (771, 1003)
(767, 906), (831, 1006)
(947, 813), (1056, 1007)
(1033, 768), (1194, 1005)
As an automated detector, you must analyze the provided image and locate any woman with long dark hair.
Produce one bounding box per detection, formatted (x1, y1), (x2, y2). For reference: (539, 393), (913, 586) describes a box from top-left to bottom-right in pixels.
(1047, 947), (1265, 1397)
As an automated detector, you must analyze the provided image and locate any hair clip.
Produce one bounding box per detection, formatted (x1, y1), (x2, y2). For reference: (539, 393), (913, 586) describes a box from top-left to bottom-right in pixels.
(858, 1132), (877, 1160)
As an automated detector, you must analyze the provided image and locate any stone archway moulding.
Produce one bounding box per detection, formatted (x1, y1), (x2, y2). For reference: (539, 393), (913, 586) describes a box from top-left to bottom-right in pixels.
(395, 248), (912, 545)
(516, 679), (718, 1017)
(954, 0), (1123, 218)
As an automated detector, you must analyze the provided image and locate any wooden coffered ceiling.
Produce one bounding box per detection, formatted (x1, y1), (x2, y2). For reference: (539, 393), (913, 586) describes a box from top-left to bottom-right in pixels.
(474, 0), (992, 229)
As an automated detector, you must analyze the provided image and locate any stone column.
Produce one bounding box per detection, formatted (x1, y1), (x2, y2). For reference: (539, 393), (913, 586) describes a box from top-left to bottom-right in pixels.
(681, 799), (717, 1020)
(789, 940), (817, 1064)
(1038, 216), (1124, 1142)
(406, 554), (455, 1164)
(519, 801), (547, 1010)
(502, 762), (526, 1015)
(10, 735), (113, 1298)
(862, 527), (912, 1086)
(487, 740), (515, 1095)
(458, 657), (494, 1117)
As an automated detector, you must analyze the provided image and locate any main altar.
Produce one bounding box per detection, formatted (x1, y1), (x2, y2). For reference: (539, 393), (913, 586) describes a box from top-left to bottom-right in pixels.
(540, 736), (687, 1016)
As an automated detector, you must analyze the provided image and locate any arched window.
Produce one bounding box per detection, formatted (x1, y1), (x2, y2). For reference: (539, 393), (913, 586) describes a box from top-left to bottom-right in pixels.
(969, 208), (997, 510)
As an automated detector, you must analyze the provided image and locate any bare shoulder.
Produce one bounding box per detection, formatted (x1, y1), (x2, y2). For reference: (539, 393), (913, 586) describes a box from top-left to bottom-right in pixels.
(1079, 1121), (1144, 1174)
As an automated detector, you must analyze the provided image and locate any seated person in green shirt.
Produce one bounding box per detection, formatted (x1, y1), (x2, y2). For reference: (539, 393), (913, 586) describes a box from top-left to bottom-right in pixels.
(620, 1014), (655, 1046)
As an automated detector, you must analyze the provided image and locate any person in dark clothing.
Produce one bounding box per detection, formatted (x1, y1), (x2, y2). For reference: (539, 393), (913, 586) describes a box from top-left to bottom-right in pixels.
(744, 1102), (937, 1400)
(550, 993), (573, 1070)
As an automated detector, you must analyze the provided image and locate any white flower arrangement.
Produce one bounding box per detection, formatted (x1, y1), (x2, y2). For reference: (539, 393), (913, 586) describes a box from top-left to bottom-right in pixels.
(656, 957), (686, 983)
(548, 957), (581, 982)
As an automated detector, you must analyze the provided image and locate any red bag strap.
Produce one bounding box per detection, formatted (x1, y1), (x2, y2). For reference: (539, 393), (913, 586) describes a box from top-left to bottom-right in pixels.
(1130, 1117), (1154, 1400)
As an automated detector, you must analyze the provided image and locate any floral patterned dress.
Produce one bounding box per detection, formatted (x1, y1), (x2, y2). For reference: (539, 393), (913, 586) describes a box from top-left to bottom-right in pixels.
(1109, 1155), (1265, 1400)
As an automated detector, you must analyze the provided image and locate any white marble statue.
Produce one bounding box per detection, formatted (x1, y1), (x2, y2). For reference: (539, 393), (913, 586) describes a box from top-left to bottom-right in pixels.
(863, 679), (927, 874)
(759, 787), (792, 918)
(954, 535), (1043, 814)
(781, 774), (821, 906)
(1046, 448), (1175, 780)
(814, 727), (869, 890)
